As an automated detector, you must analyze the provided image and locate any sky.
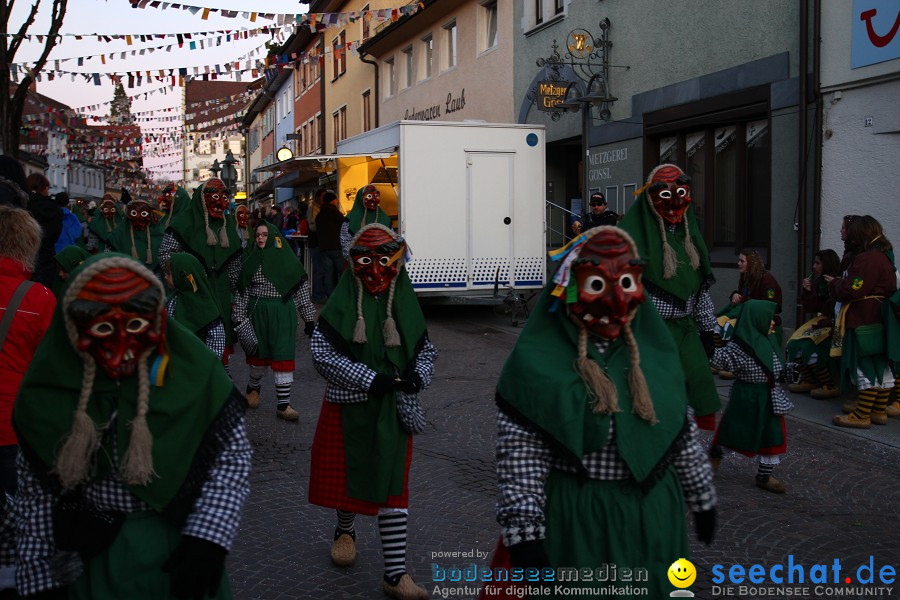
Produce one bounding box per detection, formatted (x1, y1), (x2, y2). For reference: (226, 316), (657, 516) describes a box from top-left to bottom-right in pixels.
(10, 0), (309, 180)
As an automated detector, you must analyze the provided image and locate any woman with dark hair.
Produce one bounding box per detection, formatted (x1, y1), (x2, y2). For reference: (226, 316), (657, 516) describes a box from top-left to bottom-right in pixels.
(24, 173), (63, 288)
(715, 250), (783, 379)
(839, 214), (862, 273)
(786, 249), (841, 397)
(827, 215), (898, 428)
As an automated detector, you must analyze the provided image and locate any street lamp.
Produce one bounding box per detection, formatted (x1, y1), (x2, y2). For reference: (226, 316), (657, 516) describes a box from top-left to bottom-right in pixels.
(221, 149), (239, 198)
(276, 145), (294, 162)
(209, 159), (221, 179)
(534, 19), (620, 209)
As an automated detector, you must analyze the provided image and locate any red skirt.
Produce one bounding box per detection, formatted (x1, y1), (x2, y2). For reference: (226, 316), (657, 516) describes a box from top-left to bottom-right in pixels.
(308, 397), (412, 516)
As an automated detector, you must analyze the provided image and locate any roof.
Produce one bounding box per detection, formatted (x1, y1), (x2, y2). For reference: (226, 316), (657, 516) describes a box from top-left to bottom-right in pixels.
(357, 0), (440, 56)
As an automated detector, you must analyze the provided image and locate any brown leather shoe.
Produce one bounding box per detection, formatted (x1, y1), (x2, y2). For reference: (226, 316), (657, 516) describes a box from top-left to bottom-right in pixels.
(811, 385), (841, 399)
(886, 401), (900, 418)
(788, 381), (818, 393)
(277, 404), (300, 421)
(841, 400), (856, 414)
(245, 388), (261, 409)
(383, 574), (429, 600)
(833, 413), (871, 429)
(870, 411), (888, 425)
(718, 370), (735, 380)
(330, 533), (356, 567)
(756, 475), (786, 494)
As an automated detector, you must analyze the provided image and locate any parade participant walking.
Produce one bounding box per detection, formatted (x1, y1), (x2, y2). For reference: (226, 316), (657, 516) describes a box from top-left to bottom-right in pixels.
(158, 178), (242, 372)
(234, 204), (250, 248)
(107, 198), (165, 273)
(828, 215), (898, 428)
(711, 300), (791, 493)
(0, 206), (56, 495)
(490, 227), (715, 600)
(786, 249), (841, 397)
(340, 185), (392, 259)
(157, 183), (191, 230)
(12, 253), (251, 599)
(307, 188), (327, 303)
(85, 195), (123, 253)
(233, 222), (316, 421)
(166, 252), (226, 359)
(583, 191), (618, 228)
(53, 192), (84, 253)
(619, 164), (720, 429)
(309, 223), (436, 600)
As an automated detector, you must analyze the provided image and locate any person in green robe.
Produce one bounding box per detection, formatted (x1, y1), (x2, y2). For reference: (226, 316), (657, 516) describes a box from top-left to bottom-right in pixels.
(157, 183), (191, 230)
(165, 252), (225, 359)
(158, 178), (241, 374)
(340, 184), (392, 260)
(309, 224), (437, 600)
(106, 198), (166, 274)
(490, 226), (716, 600)
(85, 195), (123, 253)
(619, 164), (720, 432)
(710, 299), (790, 493)
(12, 253), (250, 599)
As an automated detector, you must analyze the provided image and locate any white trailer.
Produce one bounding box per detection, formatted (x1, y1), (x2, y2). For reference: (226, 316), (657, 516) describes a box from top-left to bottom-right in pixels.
(338, 120), (546, 301)
(256, 120), (546, 301)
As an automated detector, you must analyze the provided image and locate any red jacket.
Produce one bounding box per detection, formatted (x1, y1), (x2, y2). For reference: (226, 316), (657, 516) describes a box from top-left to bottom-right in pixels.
(0, 257), (56, 445)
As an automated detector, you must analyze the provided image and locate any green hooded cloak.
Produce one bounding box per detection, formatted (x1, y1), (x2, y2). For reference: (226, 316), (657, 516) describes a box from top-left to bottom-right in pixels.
(345, 187), (392, 235)
(13, 253), (237, 514)
(169, 252), (223, 337)
(51, 245), (91, 297)
(237, 222), (307, 299)
(619, 194), (713, 300)
(318, 266), (427, 503)
(88, 209), (124, 246)
(106, 220), (165, 271)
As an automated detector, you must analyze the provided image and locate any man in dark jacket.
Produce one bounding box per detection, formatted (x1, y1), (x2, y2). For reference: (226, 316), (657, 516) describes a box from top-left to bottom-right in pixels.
(315, 191), (344, 301)
(583, 192), (618, 229)
(25, 173), (62, 288)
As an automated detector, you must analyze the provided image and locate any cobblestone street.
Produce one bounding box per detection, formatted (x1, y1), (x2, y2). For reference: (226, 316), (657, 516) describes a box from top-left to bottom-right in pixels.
(227, 305), (900, 600)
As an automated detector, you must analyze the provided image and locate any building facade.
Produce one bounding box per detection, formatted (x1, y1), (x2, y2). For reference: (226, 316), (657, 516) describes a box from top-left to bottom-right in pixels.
(359, 0), (515, 125)
(819, 0), (900, 253)
(514, 0), (808, 312)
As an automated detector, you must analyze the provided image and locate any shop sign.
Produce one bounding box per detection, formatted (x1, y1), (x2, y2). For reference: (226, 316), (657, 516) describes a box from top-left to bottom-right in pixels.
(536, 80), (569, 112)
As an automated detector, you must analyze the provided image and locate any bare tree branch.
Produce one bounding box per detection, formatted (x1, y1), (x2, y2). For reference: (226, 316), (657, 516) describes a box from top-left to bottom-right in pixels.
(7, 0), (39, 57)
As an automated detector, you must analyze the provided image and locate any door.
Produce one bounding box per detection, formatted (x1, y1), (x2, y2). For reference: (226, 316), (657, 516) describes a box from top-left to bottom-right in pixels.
(467, 152), (514, 289)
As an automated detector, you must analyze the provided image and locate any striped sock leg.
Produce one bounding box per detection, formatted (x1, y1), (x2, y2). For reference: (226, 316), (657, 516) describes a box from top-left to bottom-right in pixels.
(274, 370), (293, 410)
(853, 388), (877, 419)
(378, 509), (408, 584)
(813, 363), (835, 387)
(873, 388), (891, 414)
(336, 510), (356, 539)
(756, 461), (774, 481)
(798, 364), (815, 384)
(247, 365), (265, 393)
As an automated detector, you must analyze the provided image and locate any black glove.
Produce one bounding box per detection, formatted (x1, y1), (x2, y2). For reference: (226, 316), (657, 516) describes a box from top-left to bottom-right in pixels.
(303, 321), (316, 337)
(23, 589), (68, 600)
(508, 539), (550, 569)
(369, 373), (399, 395)
(699, 330), (715, 359)
(163, 535), (227, 600)
(398, 371), (422, 395)
(694, 508), (717, 545)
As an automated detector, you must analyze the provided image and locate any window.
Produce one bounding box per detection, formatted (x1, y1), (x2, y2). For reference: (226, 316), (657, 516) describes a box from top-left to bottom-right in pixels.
(385, 57), (396, 96)
(402, 46), (413, 88)
(362, 90), (372, 132)
(332, 31), (346, 79)
(535, 0), (543, 25)
(362, 4), (370, 40)
(295, 64), (303, 96)
(443, 21), (457, 69)
(555, 0), (564, 15)
(647, 115), (772, 259)
(333, 106), (347, 151)
(482, 1), (498, 50)
(421, 34), (433, 79)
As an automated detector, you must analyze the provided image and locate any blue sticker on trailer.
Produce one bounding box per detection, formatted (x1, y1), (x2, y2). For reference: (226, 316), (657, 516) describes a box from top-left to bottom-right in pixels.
(526, 133), (539, 147)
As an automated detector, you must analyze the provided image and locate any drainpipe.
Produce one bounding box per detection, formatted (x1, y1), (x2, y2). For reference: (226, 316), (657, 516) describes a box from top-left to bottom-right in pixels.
(319, 35), (326, 153)
(812, 0), (823, 252)
(796, 0), (809, 328)
(359, 50), (379, 128)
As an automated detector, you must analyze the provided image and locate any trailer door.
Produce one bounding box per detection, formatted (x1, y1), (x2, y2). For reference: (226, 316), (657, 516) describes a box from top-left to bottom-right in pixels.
(467, 151), (514, 289)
